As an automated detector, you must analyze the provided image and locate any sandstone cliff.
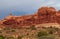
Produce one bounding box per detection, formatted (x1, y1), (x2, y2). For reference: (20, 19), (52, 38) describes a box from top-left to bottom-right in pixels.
(1, 7), (60, 27)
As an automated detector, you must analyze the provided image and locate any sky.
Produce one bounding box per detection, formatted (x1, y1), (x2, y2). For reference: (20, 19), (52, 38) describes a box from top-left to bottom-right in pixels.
(0, 0), (60, 19)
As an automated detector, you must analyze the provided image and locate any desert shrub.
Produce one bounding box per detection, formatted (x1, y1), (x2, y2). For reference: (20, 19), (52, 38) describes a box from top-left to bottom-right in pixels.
(38, 35), (60, 39)
(3, 27), (10, 30)
(37, 29), (49, 37)
(11, 29), (15, 32)
(26, 33), (29, 36)
(7, 37), (14, 39)
(18, 36), (22, 39)
(30, 25), (36, 30)
(0, 30), (2, 33)
(48, 26), (57, 34)
(0, 35), (4, 39)
(42, 27), (47, 29)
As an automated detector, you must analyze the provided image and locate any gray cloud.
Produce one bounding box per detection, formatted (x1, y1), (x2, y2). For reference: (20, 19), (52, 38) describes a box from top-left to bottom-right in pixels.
(0, 0), (60, 19)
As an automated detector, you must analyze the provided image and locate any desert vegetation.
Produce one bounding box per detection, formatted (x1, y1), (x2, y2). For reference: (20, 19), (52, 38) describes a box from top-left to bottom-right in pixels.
(0, 25), (60, 39)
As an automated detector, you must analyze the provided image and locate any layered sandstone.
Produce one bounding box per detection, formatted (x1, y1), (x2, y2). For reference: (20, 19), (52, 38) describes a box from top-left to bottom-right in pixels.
(1, 7), (60, 27)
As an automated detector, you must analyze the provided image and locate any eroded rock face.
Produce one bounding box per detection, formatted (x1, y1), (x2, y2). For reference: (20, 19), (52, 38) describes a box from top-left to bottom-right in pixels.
(37, 7), (56, 23)
(2, 7), (60, 27)
(38, 7), (48, 15)
(3, 19), (17, 25)
(56, 10), (60, 24)
(48, 7), (56, 15)
(47, 7), (56, 23)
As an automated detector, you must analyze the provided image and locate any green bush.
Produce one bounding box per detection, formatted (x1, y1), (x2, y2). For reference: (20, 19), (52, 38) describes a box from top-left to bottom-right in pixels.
(0, 35), (4, 39)
(37, 30), (49, 37)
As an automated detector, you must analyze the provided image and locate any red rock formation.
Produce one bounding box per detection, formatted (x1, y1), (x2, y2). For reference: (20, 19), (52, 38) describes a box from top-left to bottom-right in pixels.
(37, 7), (56, 23)
(56, 10), (60, 24)
(48, 7), (56, 23)
(2, 6), (60, 27)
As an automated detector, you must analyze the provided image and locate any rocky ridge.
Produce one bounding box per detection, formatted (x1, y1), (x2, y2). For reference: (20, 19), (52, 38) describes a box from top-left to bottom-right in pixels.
(0, 7), (60, 27)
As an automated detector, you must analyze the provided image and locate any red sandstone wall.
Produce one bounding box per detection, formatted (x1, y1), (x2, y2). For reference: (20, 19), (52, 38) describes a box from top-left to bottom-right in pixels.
(2, 7), (60, 27)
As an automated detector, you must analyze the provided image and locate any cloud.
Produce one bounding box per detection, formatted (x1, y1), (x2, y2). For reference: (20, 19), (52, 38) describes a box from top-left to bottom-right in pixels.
(53, 2), (60, 7)
(0, 0), (60, 19)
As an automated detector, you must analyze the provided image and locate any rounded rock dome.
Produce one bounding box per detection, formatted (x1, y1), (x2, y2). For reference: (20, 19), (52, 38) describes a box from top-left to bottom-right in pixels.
(38, 7), (48, 15)
(48, 7), (56, 15)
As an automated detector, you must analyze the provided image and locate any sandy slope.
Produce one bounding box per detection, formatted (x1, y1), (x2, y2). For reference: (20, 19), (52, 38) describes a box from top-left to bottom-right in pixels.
(35, 23), (60, 28)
